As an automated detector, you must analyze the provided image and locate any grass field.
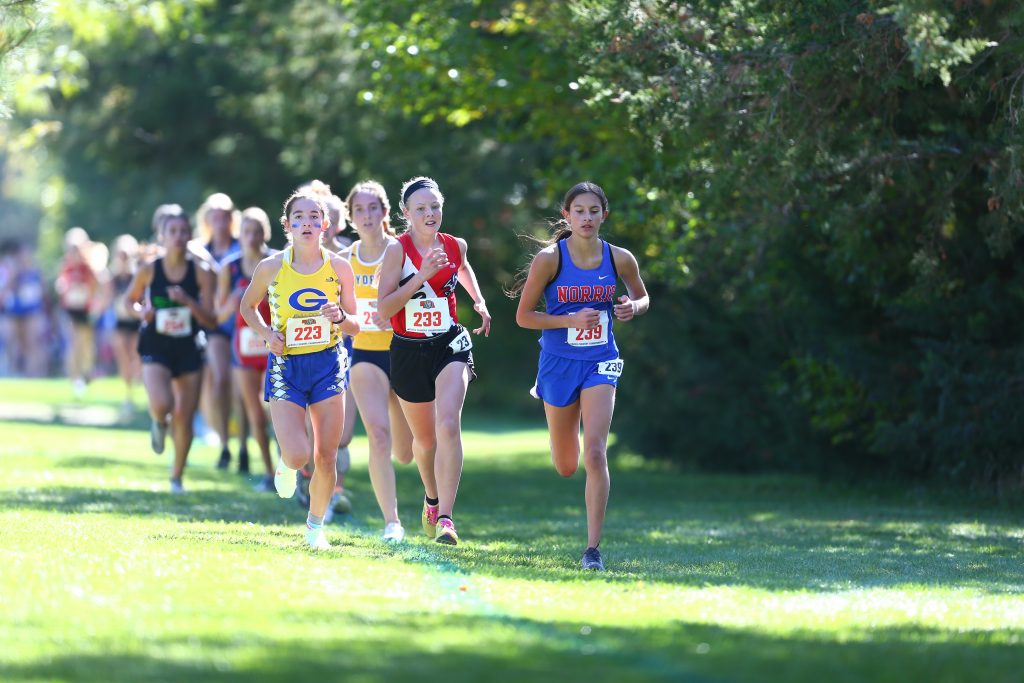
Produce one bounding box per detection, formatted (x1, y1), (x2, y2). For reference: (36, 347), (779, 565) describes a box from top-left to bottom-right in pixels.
(1, 378), (1022, 682)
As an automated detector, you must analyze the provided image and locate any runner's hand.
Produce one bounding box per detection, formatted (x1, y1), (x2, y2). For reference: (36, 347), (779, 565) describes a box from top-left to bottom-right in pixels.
(417, 247), (448, 281)
(320, 302), (345, 324)
(472, 301), (491, 337)
(569, 307), (602, 330)
(613, 295), (637, 321)
(266, 330), (286, 356)
(137, 299), (155, 323)
(166, 285), (193, 306)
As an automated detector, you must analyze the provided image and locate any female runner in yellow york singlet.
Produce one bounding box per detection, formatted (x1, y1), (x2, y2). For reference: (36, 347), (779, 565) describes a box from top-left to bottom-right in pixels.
(239, 186), (360, 550)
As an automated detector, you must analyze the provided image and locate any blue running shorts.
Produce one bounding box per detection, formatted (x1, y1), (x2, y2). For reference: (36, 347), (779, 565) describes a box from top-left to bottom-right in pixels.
(264, 344), (349, 408)
(532, 351), (622, 408)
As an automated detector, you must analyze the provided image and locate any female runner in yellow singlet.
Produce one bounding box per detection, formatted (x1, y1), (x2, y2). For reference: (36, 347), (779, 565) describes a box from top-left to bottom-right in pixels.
(239, 187), (360, 550)
(345, 180), (414, 542)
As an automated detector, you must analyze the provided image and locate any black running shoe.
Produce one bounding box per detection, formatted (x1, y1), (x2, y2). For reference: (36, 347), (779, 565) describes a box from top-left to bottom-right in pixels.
(581, 547), (605, 571)
(216, 447), (231, 470)
(237, 448), (250, 475)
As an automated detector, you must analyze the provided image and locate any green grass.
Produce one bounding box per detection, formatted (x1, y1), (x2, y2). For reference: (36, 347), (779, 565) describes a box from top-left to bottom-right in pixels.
(1, 378), (1022, 682)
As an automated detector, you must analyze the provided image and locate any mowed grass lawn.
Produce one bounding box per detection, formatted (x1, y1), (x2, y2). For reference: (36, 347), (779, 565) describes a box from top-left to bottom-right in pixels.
(1, 378), (1022, 683)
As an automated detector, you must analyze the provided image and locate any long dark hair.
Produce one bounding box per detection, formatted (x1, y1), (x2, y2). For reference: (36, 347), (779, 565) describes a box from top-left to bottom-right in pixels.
(505, 181), (610, 297)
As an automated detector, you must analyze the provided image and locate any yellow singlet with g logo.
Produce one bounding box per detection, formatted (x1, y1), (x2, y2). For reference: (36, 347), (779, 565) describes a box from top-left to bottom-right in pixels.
(267, 246), (342, 356)
(349, 240), (393, 352)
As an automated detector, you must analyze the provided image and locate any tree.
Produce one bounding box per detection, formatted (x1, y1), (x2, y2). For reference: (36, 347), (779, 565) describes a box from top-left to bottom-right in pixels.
(11, 0), (1024, 489)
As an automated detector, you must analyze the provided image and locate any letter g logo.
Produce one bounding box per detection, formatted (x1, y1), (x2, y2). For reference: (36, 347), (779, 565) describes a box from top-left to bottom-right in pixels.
(289, 288), (329, 312)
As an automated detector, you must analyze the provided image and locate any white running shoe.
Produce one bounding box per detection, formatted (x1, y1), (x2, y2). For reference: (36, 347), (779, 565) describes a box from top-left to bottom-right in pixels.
(274, 459), (297, 499)
(306, 526), (331, 550)
(170, 478), (185, 495)
(382, 522), (405, 543)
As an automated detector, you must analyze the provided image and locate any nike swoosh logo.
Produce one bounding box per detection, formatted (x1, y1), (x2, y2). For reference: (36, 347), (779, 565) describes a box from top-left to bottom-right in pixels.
(598, 275), (609, 280)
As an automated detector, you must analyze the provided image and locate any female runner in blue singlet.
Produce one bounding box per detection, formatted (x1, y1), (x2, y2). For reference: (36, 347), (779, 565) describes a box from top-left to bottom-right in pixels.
(513, 182), (649, 571)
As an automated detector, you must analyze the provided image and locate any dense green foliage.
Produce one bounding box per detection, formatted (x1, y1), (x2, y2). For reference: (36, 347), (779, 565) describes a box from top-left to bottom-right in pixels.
(6, 1), (1024, 489)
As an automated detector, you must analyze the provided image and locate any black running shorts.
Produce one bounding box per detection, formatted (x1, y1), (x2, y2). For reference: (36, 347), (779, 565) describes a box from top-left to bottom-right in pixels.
(389, 325), (476, 403)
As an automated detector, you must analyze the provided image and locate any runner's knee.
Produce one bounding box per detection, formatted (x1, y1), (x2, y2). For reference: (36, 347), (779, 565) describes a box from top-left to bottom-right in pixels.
(583, 445), (608, 471)
(393, 447), (414, 465)
(553, 450), (579, 477)
(436, 413), (461, 442)
(313, 448), (337, 471)
(365, 422), (391, 455)
(280, 448), (307, 470)
(414, 436), (437, 455)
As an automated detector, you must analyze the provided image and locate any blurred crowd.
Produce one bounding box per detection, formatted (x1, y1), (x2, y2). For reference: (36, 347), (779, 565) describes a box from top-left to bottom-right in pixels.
(0, 190), (353, 491)
(0, 230), (153, 399)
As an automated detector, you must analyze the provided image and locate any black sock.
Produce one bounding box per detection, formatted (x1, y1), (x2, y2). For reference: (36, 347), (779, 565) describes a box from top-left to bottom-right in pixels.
(437, 514), (451, 522)
(425, 496), (439, 506)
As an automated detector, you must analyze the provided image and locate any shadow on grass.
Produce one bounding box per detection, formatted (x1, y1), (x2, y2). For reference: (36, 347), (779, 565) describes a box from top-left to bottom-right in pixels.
(4, 458), (1023, 595)
(4, 414), (1023, 595)
(0, 486), (296, 526)
(1, 613), (1021, 683)
(56, 456), (167, 471)
(411, 462), (1024, 594)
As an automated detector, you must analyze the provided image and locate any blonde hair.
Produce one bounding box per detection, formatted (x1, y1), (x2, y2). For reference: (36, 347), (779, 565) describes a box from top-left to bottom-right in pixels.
(108, 234), (140, 276)
(196, 192), (240, 243)
(64, 226), (90, 252)
(345, 180), (396, 237)
(240, 207), (272, 242)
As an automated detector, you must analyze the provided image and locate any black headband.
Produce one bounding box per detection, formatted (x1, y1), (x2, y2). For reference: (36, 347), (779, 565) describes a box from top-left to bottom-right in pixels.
(402, 178), (439, 205)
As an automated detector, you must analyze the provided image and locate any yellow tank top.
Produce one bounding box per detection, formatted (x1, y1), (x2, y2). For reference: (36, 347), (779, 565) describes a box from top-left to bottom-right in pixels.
(349, 239), (393, 351)
(267, 246), (342, 355)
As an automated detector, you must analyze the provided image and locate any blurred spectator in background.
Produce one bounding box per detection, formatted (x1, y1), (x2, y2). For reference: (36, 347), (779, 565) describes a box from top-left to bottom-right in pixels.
(55, 227), (105, 396)
(106, 234), (143, 420)
(1, 241), (49, 377)
(195, 192), (245, 469)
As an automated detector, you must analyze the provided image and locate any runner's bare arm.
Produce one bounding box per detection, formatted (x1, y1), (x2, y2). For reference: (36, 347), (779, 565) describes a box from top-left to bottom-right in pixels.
(214, 264), (236, 324)
(125, 261), (155, 322)
(376, 241), (444, 320)
(239, 256), (285, 355)
(455, 237), (490, 336)
(328, 254), (361, 337)
(515, 247), (599, 330)
(185, 261), (219, 329)
(611, 246), (649, 321)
